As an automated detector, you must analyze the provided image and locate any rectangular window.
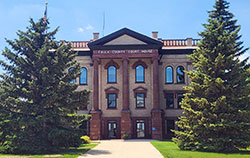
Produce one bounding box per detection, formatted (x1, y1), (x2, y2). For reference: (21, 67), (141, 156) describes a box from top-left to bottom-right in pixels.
(108, 93), (116, 108)
(136, 93), (145, 108)
(177, 93), (184, 108)
(166, 93), (174, 108)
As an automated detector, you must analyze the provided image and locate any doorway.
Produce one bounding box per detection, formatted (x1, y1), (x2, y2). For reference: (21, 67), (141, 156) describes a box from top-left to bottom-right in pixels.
(108, 121), (117, 139)
(136, 120), (145, 138)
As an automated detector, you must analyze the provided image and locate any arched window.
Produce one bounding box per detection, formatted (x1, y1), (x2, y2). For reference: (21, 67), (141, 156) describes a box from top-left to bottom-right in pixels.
(108, 66), (117, 83)
(177, 66), (185, 83)
(135, 65), (144, 82)
(132, 60), (147, 83)
(69, 67), (76, 84)
(165, 66), (173, 83)
(136, 65), (144, 83)
(79, 67), (87, 85)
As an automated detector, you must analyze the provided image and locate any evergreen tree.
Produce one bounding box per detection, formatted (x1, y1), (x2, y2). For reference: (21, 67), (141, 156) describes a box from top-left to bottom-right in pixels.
(0, 18), (89, 154)
(173, 0), (250, 152)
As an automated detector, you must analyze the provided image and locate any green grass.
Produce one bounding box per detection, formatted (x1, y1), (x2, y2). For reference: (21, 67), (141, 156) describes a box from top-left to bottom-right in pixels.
(151, 141), (250, 158)
(0, 143), (97, 158)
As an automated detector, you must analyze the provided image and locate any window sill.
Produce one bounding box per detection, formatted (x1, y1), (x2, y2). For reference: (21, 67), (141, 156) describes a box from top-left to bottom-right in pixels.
(135, 82), (145, 84)
(176, 83), (185, 84)
(79, 84), (88, 86)
(165, 108), (183, 110)
(107, 108), (117, 110)
(165, 82), (174, 84)
(135, 107), (146, 109)
(107, 82), (117, 84)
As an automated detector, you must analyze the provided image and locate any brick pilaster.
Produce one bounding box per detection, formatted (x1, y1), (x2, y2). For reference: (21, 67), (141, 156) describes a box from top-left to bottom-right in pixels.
(151, 55), (163, 140)
(90, 57), (102, 140)
(121, 57), (132, 139)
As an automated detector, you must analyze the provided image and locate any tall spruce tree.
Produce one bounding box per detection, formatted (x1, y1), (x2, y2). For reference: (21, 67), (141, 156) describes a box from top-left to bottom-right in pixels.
(0, 18), (89, 154)
(173, 0), (250, 152)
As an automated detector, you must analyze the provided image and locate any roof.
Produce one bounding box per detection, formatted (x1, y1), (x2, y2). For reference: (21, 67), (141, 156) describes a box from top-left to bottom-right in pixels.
(69, 28), (199, 55)
(88, 27), (163, 50)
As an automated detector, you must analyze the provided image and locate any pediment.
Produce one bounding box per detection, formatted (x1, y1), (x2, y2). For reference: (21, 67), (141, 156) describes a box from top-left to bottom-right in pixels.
(88, 28), (163, 49)
(104, 34), (147, 45)
(133, 86), (148, 92)
(105, 86), (119, 93)
(104, 86), (119, 98)
(133, 86), (148, 97)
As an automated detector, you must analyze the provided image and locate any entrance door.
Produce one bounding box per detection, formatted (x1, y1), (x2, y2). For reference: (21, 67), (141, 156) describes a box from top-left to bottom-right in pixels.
(164, 119), (175, 139)
(108, 121), (117, 139)
(136, 120), (145, 138)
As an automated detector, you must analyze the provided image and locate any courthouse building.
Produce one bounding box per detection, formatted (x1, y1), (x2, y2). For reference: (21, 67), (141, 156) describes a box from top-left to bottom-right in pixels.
(71, 28), (199, 140)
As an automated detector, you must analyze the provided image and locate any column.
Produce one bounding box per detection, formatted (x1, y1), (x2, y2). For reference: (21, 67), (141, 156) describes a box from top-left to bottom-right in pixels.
(151, 55), (163, 140)
(153, 56), (160, 110)
(122, 57), (129, 110)
(92, 58), (99, 111)
(121, 57), (132, 139)
(90, 57), (102, 140)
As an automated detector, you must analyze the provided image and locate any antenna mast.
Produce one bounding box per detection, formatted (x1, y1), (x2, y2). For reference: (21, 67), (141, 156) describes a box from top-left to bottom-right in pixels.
(102, 11), (105, 37)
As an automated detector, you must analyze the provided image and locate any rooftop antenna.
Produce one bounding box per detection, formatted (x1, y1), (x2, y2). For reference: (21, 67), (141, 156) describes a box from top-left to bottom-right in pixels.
(102, 11), (105, 37)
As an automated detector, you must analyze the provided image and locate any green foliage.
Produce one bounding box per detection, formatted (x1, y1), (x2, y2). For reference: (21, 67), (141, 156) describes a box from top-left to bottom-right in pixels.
(0, 18), (90, 154)
(80, 136), (91, 144)
(48, 128), (82, 148)
(173, 0), (250, 153)
(151, 141), (250, 158)
(0, 143), (97, 158)
(123, 133), (129, 138)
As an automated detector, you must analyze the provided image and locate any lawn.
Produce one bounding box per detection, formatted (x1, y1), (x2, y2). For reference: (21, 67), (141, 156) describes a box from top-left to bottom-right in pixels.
(0, 143), (97, 158)
(151, 141), (250, 158)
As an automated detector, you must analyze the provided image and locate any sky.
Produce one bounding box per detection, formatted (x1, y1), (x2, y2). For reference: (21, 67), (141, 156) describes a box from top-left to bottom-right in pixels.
(0, 0), (249, 74)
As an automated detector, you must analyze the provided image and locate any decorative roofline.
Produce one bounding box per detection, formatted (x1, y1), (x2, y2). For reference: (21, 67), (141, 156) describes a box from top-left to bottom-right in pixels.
(69, 38), (200, 50)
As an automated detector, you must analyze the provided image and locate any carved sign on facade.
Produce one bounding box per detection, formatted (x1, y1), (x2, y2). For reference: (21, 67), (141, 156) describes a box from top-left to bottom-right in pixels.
(93, 49), (158, 58)
(96, 49), (155, 54)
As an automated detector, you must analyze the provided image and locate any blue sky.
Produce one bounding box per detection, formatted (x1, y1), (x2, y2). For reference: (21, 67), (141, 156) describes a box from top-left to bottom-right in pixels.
(0, 0), (249, 74)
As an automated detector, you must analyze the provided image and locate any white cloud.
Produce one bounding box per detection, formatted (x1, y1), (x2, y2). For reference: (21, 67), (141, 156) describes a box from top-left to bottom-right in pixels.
(77, 24), (94, 32)
(77, 24), (93, 33)
(78, 27), (84, 32)
(85, 24), (94, 30)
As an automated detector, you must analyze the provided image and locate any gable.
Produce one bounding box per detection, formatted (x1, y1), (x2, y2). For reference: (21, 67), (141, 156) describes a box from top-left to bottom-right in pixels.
(104, 34), (147, 45)
(88, 28), (163, 49)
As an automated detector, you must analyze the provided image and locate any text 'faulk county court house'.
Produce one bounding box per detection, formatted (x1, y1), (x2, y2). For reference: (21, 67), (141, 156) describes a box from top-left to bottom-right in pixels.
(70, 28), (199, 140)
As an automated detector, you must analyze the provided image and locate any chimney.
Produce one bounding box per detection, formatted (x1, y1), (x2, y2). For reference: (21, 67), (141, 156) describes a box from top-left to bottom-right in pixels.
(186, 38), (193, 46)
(93, 33), (99, 40)
(152, 31), (158, 39)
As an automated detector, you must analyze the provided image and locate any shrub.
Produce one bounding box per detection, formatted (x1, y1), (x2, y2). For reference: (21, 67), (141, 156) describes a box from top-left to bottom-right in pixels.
(80, 136), (91, 144)
(123, 133), (129, 139)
